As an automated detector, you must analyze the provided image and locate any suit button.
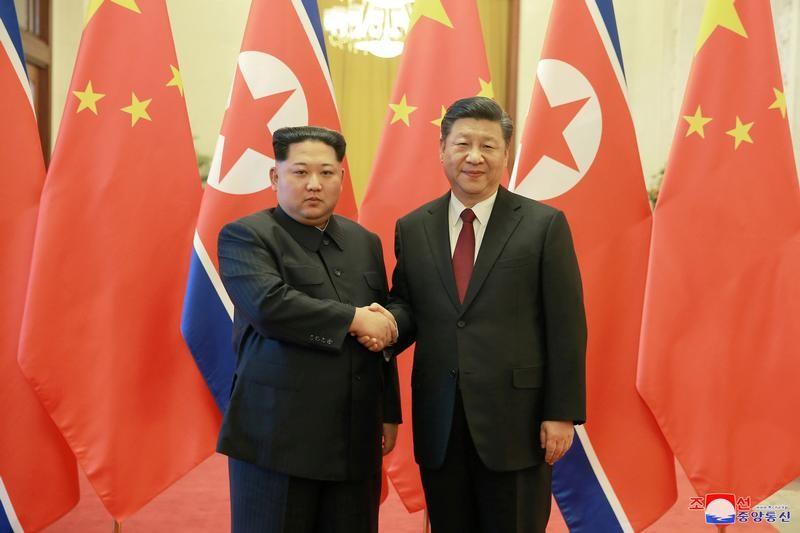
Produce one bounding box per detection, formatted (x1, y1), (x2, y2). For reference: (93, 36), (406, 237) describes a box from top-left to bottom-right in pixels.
(323, 239), (330, 246)
(354, 374), (361, 381)
(334, 268), (342, 277)
(449, 369), (457, 377)
(457, 320), (466, 328)
(327, 339), (333, 345)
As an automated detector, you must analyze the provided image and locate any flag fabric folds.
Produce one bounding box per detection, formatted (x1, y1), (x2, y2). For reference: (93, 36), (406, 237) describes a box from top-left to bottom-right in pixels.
(17, 0), (220, 520)
(0, 1), (78, 531)
(358, 0), (493, 512)
(511, 1), (676, 530)
(182, 0), (356, 412)
(637, 0), (800, 504)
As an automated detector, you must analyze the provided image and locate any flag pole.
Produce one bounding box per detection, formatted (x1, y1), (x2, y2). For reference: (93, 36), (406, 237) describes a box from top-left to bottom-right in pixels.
(112, 519), (122, 532)
(422, 510), (430, 533)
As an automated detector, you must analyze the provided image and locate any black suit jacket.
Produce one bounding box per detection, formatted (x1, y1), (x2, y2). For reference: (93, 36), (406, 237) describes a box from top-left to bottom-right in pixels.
(388, 187), (586, 471)
(217, 207), (401, 481)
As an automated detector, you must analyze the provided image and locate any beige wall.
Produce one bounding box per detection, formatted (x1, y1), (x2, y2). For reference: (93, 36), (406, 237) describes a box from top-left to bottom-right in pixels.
(516, 0), (800, 185)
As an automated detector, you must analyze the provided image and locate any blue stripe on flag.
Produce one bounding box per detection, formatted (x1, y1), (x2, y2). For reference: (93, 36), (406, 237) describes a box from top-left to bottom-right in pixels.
(553, 433), (623, 533)
(0, 509), (11, 533)
(0, 0), (27, 74)
(301, 0), (329, 66)
(594, 0), (625, 75)
(181, 251), (236, 412)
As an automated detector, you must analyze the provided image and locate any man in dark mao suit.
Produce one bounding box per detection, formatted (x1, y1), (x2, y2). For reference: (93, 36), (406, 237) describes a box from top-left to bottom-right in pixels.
(384, 97), (587, 532)
(217, 126), (401, 533)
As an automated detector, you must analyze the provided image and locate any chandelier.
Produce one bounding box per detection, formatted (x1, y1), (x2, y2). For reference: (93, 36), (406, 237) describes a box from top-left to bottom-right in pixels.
(322, 0), (414, 59)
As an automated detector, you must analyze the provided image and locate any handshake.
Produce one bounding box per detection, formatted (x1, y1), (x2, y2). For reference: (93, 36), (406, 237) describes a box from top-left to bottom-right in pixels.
(349, 303), (398, 352)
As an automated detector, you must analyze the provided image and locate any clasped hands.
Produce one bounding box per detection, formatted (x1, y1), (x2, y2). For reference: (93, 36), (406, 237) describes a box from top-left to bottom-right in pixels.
(349, 303), (397, 352)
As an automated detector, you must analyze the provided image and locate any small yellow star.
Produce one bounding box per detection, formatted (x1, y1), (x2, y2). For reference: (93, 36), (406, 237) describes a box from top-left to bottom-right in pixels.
(121, 92), (152, 126)
(725, 116), (753, 150)
(72, 81), (106, 114)
(696, 0), (747, 53)
(768, 88), (787, 119)
(389, 94), (417, 126)
(683, 105), (713, 138)
(431, 105), (447, 127)
(166, 65), (184, 96)
(409, 0), (453, 30)
(477, 78), (494, 99)
(85, 0), (141, 24)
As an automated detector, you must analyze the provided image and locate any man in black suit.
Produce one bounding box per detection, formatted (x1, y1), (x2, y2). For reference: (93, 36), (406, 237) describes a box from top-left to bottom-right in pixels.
(382, 97), (587, 532)
(217, 126), (401, 533)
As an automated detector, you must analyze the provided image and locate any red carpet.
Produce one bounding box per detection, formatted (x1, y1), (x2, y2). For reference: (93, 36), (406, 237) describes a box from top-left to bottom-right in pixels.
(45, 454), (776, 532)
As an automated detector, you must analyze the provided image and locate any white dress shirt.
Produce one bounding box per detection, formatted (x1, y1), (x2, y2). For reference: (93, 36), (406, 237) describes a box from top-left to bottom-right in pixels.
(448, 190), (498, 262)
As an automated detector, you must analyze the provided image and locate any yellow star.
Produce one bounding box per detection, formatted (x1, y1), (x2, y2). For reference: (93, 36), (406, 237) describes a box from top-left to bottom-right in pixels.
(166, 65), (184, 96)
(73, 81), (106, 115)
(695, 0), (747, 53)
(477, 78), (494, 99)
(85, 0), (141, 25)
(725, 116), (753, 150)
(389, 94), (417, 126)
(409, 0), (453, 30)
(121, 92), (152, 126)
(768, 88), (787, 119)
(431, 105), (447, 127)
(683, 105), (713, 138)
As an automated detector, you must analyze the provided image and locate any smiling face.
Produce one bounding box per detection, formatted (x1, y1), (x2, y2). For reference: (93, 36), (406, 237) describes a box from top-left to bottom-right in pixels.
(270, 140), (344, 227)
(440, 118), (509, 207)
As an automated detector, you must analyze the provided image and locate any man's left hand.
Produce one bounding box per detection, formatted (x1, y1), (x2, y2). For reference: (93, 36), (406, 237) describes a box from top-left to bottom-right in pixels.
(540, 420), (574, 465)
(382, 423), (398, 455)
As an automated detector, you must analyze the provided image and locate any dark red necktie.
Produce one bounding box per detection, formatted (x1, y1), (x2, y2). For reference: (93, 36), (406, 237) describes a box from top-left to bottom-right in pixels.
(453, 208), (476, 302)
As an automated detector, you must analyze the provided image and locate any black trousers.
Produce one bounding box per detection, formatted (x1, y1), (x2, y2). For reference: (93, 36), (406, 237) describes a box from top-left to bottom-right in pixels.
(420, 391), (552, 533)
(228, 458), (380, 533)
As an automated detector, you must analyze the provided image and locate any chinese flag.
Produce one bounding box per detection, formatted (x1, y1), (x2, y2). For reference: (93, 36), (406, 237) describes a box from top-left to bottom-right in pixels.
(0, 1), (78, 530)
(512, 1), (675, 530)
(17, 0), (220, 520)
(637, 0), (800, 503)
(358, 0), (492, 511)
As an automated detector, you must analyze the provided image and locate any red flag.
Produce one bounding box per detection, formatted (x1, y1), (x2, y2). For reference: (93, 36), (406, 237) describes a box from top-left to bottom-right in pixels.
(358, 0), (492, 511)
(17, 0), (220, 520)
(511, 1), (675, 530)
(0, 2), (78, 529)
(637, 0), (800, 503)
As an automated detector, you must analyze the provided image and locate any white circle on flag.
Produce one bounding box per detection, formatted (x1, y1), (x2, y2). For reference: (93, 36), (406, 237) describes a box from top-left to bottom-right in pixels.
(207, 51), (309, 195)
(515, 59), (602, 201)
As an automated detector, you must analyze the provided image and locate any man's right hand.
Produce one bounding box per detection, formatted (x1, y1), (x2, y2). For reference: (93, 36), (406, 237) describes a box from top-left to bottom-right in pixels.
(349, 305), (395, 352)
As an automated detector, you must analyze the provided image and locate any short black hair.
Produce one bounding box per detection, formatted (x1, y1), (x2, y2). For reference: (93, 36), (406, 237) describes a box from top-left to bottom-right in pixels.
(440, 96), (513, 146)
(272, 126), (346, 162)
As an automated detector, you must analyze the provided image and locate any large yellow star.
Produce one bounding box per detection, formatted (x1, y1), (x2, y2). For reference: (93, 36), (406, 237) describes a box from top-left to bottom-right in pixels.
(683, 105), (713, 138)
(768, 88), (787, 119)
(121, 92), (152, 126)
(86, 0), (141, 25)
(695, 0), (747, 53)
(409, 0), (453, 30)
(166, 65), (184, 96)
(431, 105), (446, 127)
(389, 94), (417, 126)
(477, 78), (494, 99)
(73, 81), (106, 114)
(725, 116), (753, 150)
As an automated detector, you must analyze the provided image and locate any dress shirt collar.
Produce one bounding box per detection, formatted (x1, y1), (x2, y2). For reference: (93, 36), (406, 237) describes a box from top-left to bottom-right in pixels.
(448, 189), (498, 228)
(273, 206), (344, 251)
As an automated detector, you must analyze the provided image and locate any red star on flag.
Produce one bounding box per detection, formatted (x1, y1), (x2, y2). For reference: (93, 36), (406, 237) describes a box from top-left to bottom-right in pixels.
(522, 81), (589, 174)
(218, 68), (295, 181)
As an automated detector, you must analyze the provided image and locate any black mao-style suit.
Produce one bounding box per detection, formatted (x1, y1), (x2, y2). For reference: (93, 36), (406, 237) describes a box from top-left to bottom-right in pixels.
(388, 186), (586, 531)
(216, 207), (401, 532)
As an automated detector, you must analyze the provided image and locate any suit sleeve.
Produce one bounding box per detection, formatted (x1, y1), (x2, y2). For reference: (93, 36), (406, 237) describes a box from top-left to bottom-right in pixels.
(386, 219), (417, 355)
(218, 220), (355, 352)
(540, 210), (587, 424)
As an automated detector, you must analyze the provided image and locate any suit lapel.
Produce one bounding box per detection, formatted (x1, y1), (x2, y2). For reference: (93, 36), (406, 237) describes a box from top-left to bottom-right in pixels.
(423, 193), (460, 311)
(461, 187), (522, 312)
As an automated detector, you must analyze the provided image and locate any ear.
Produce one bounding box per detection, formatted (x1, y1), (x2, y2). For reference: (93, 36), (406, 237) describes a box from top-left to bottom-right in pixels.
(269, 167), (278, 190)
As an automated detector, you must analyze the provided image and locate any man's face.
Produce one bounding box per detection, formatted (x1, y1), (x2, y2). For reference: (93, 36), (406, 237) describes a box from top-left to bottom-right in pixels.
(440, 118), (508, 207)
(270, 140), (344, 227)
